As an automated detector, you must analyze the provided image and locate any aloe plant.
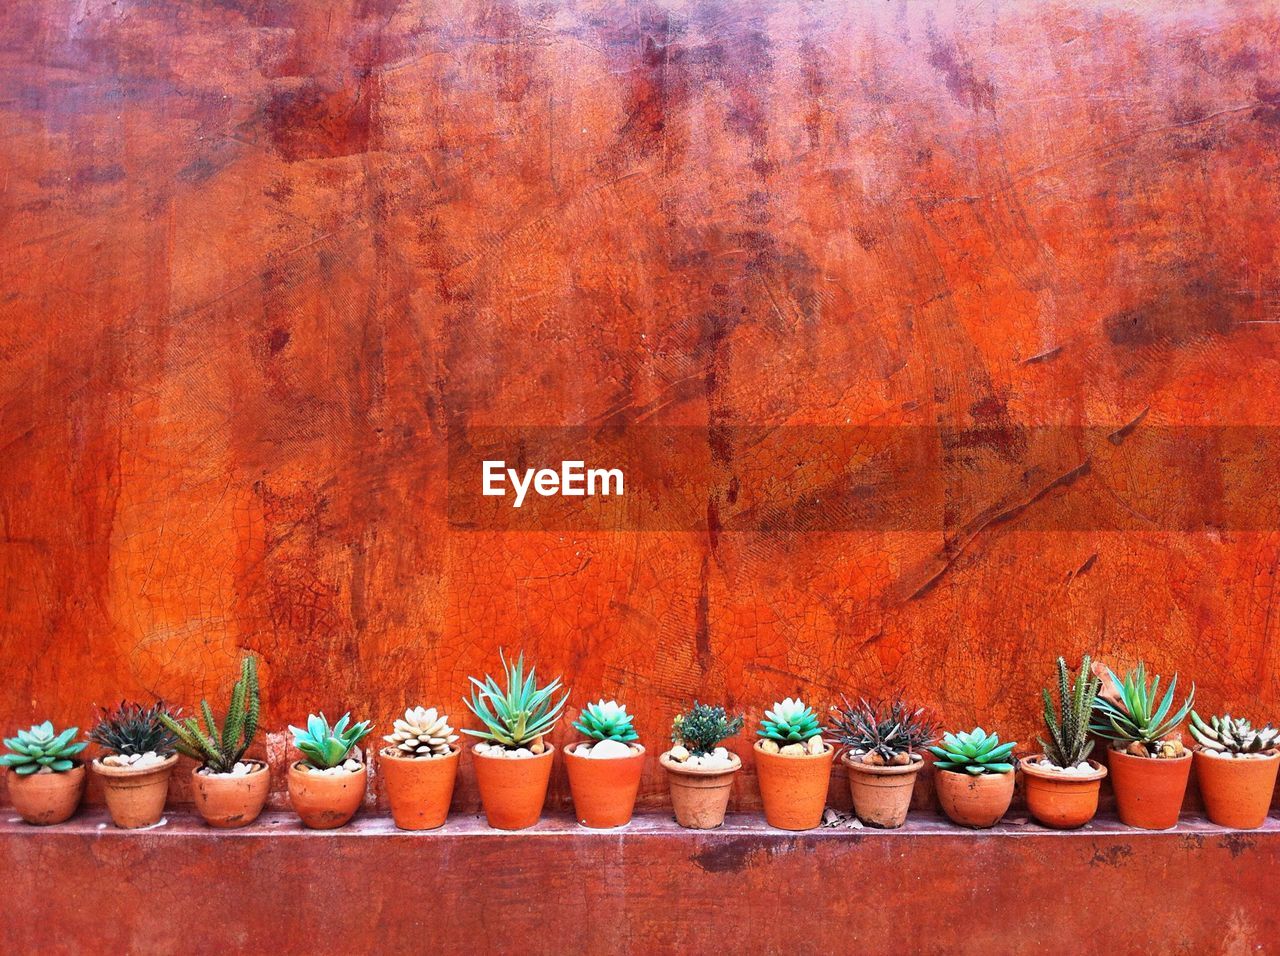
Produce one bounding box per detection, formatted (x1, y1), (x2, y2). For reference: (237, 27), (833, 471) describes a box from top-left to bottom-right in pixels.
(1090, 663), (1194, 755)
(1040, 655), (1100, 768)
(463, 651), (569, 749)
(929, 728), (1017, 775)
(289, 713), (373, 769)
(160, 656), (260, 773)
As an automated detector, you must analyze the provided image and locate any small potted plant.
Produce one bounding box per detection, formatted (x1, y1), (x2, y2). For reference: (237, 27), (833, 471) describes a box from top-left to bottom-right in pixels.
(464, 651), (568, 830)
(379, 706), (460, 830)
(287, 713), (373, 829)
(1, 722), (88, 825)
(929, 728), (1018, 828)
(828, 696), (937, 828)
(564, 700), (646, 828)
(1189, 711), (1279, 829)
(1020, 656), (1109, 828)
(754, 698), (832, 830)
(660, 702), (744, 829)
(160, 656), (267, 829)
(89, 701), (180, 828)
(1090, 662), (1194, 830)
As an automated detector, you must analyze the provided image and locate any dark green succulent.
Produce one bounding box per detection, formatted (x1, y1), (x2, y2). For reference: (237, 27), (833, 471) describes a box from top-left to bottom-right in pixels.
(828, 696), (937, 762)
(90, 701), (179, 756)
(160, 656), (260, 773)
(758, 698), (822, 743)
(929, 728), (1017, 775)
(289, 713), (373, 769)
(1040, 655), (1100, 768)
(672, 702), (744, 756)
(1090, 663), (1194, 754)
(1, 722), (87, 774)
(574, 700), (638, 742)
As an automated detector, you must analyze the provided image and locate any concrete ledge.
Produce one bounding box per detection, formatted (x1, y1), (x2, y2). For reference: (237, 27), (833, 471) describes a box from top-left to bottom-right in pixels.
(4, 811), (1275, 954)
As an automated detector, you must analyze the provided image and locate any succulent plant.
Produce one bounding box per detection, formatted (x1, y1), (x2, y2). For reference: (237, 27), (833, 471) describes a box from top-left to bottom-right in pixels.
(1090, 663), (1194, 755)
(1, 722), (88, 775)
(383, 706), (458, 758)
(1040, 655), (1101, 769)
(758, 698), (822, 743)
(289, 713), (373, 769)
(1189, 712), (1280, 755)
(574, 700), (639, 742)
(671, 702), (744, 756)
(463, 651), (569, 749)
(828, 696), (937, 764)
(160, 656), (260, 773)
(929, 727), (1017, 775)
(89, 701), (179, 756)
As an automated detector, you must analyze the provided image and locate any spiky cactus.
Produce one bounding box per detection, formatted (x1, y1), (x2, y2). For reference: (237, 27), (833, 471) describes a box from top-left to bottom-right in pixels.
(574, 700), (638, 742)
(383, 707), (458, 758)
(758, 698), (822, 743)
(1040, 655), (1100, 768)
(1, 722), (87, 775)
(1189, 712), (1279, 755)
(160, 656), (260, 773)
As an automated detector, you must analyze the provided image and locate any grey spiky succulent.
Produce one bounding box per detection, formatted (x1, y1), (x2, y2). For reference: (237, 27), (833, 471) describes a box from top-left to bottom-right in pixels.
(1189, 712), (1279, 755)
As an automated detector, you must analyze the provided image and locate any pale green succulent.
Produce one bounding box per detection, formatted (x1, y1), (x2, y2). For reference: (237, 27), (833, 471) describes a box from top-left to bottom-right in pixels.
(574, 700), (638, 742)
(758, 698), (822, 743)
(1, 722), (87, 775)
(288, 713), (373, 769)
(463, 651), (569, 748)
(929, 728), (1017, 775)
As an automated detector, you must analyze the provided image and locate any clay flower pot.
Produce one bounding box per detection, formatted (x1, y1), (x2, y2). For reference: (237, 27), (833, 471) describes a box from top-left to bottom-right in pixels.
(7, 764), (86, 825)
(380, 748), (460, 831)
(661, 750), (741, 829)
(93, 753), (178, 829)
(1019, 755), (1107, 829)
(287, 760), (366, 829)
(472, 743), (555, 830)
(935, 768), (1015, 828)
(191, 760), (270, 829)
(1106, 748), (1191, 830)
(754, 740), (835, 831)
(564, 741), (646, 828)
(842, 752), (923, 828)
(1193, 749), (1280, 829)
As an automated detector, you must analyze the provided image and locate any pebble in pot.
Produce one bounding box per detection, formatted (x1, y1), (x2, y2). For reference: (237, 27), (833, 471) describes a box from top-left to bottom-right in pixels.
(89, 700), (181, 829)
(565, 700), (646, 828)
(754, 698), (834, 831)
(662, 703), (744, 830)
(829, 696), (938, 829)
(287, 712), (374, 829)
(929, 727), (1017, 828)
(1, 721), (88, 825)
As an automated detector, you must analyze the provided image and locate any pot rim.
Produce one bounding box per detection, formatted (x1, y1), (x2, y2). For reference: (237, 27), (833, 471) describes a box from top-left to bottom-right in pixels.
(1106, 747), (1192, 765)
(379, 745), (461, 763)
(753, 738), (833, 759)
(659, 749), (741, 775)
(91, 752), (179, 777)
(841, 750), (924, 775)
(470, 741), (556, 761)
(565, 740), (646, 759)
(192, 758), (269, 778)
(289, 758), (365, 776)
(1019, 754), (1107, 781)
(1191, 747), (1280, 763)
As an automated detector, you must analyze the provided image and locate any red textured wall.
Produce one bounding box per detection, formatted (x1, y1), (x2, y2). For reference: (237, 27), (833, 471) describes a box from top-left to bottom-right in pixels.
(3, 0), (1280, 812)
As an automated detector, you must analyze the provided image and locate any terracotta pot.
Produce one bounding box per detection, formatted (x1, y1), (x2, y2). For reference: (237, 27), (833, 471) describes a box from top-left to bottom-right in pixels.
(1019, 755), (1107, 829)
(754, 740), (835, 831)
(191, 760), (270, 829)
(287, 760), (366, 829)
(842, 752), (923, 828)
(1193, 749), (1279, 829)
(1106, 748), (1191, 830)
(660, 750), (741, 829)
(6, 764), (86, 825)
(564, 741), (646, 828)
(380, 747), (460, 831)
(472, 743), (555, 830)
(935, 768), (1015, 828)
(93, 753), (178, 829)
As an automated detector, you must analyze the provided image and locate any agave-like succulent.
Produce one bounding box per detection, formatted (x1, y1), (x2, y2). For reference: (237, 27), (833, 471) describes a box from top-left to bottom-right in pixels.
(1, 722), (88, 775)
(289, 713), (373, 769)
(828, 696), (938, 764)
(929, 727), (1017, 775)
(463, 651), (569, 749)
(758, 698), (822, 743)
(672, 702), (744, 755)
(1040, 655), (1100, 769)
(574, 700), (638, 742)
(1090, 663), (1194, 755)
(90, 701), (179, 756)
(383, 707), (458, 758)
(1189, 712), (1279, 755)
(160, 656), (260, 773)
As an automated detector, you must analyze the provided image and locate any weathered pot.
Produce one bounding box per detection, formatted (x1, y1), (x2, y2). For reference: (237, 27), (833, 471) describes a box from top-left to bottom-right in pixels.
(287, 760), (366, 829)
(661, 750), (741, 829)
(93, 753), (178, 829)
(1193, 749), (1279, 829)
(842, 752), (923, 828)
(564, 741), (646, 828)
(754, 740), (835, 831)
(7, 764), (86, 825)
(1019, 755), (1107, 829)
(191, 760), (270, 829)
(380, 747), (459, 831)
(1107, 748), (1191, 830)
(935, 768), (1015, 828)
(472, 743), (555, 830)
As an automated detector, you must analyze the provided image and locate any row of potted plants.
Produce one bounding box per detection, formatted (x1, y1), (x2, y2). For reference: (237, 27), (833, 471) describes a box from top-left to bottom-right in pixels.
(3, 653), (1277, 833)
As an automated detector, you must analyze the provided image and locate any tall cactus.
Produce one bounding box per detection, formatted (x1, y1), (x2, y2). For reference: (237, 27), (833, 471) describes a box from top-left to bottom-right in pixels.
(161, 656), (261, 773)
